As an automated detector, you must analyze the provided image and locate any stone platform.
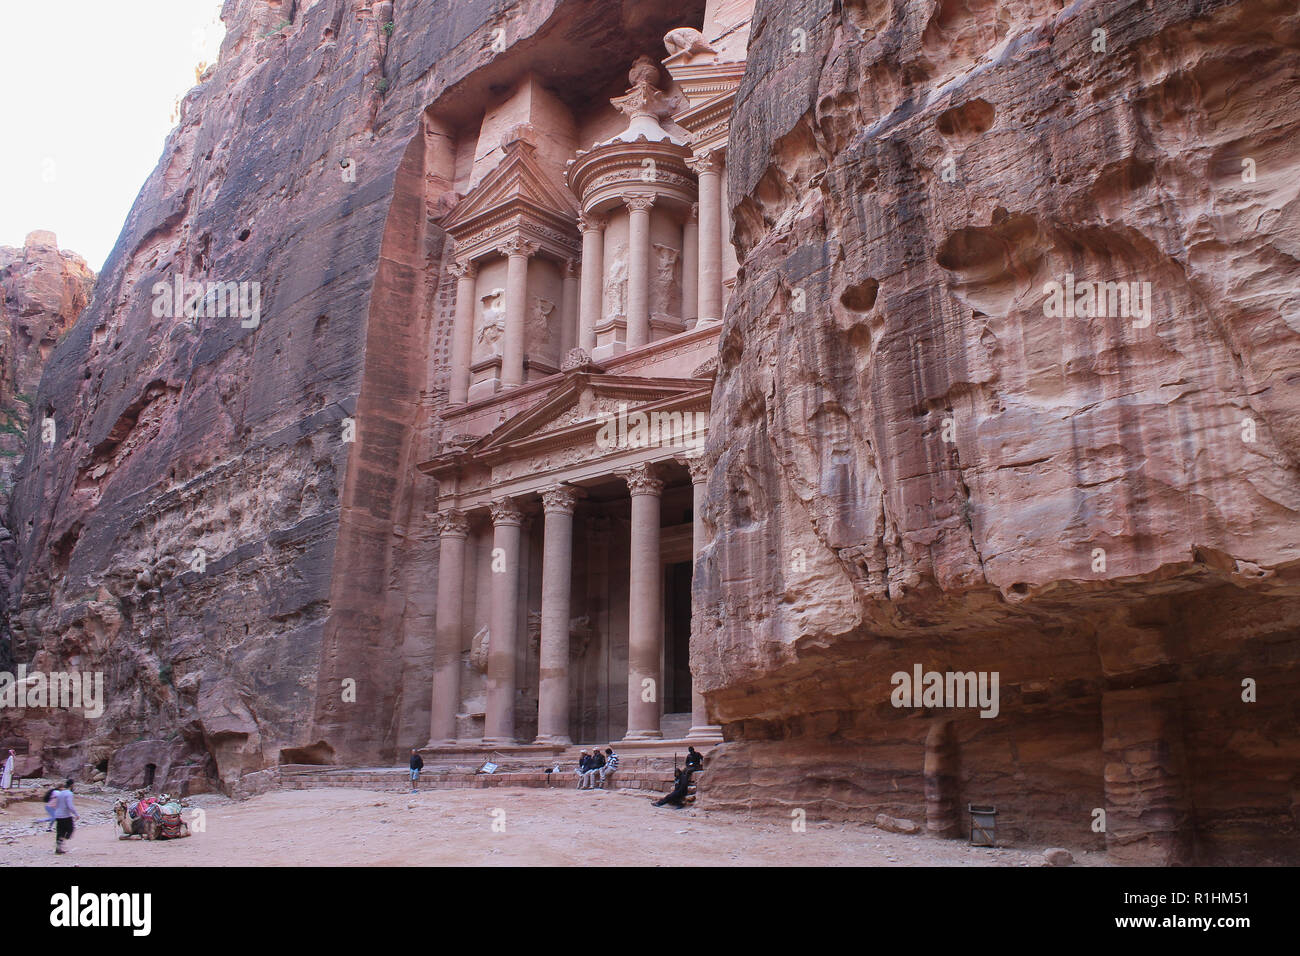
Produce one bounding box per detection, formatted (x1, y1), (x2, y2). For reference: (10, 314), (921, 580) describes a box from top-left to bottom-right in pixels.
(279, 741), (717, 795)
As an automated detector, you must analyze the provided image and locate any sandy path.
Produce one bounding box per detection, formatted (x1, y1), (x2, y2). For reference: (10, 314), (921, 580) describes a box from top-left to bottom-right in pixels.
(0, 787), (1103, 866)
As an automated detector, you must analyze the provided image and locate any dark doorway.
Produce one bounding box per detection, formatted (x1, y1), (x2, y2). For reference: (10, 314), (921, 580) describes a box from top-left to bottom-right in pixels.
(663, 560), (693, 713)
(143, 763), (157, 788)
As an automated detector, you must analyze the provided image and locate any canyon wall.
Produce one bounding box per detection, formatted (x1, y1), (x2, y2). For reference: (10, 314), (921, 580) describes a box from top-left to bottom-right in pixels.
(0, 232), (94, 681)
(695, 0), (1300, 863)
(2, 0), (703, 790)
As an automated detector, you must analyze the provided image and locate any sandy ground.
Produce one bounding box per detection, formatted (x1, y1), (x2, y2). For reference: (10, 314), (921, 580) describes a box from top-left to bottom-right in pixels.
(0, 786), (1105, 866)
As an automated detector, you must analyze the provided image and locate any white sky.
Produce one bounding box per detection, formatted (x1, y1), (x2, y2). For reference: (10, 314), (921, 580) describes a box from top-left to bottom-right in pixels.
(0, 1), (226, 271)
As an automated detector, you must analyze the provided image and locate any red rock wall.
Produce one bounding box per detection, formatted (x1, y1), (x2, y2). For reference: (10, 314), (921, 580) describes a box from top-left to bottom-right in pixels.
(696, 0), (1300, 863)
(2, 0), (705, 787)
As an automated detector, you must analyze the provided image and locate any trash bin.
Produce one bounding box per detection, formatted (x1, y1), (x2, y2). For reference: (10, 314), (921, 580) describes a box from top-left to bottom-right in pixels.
(968, 804), (997, 846)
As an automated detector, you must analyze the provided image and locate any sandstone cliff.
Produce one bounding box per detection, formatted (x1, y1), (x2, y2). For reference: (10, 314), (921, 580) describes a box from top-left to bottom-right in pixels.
(3, 0), (703, 791)
(695, 0), (1300, 863)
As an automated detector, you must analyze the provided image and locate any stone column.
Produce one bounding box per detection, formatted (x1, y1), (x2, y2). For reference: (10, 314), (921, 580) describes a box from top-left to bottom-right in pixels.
(681, 456), (722, 742)
(620, 463), (664, 740)
(1098, 619), (1193, 864)
(688, 151), (723, 324)
(535, 485), (581, 745)
(428, 509), (470, 746)
(923, 718), (960, 837)
(623, 195), (655, 349)
(447, 259), (477, 405)
(498, 237), (537, 388)
(560, 258), (580, 357)
(483, 497), (524, 744)
(681, 204), (699, 328)
(577, 213), (604, 355)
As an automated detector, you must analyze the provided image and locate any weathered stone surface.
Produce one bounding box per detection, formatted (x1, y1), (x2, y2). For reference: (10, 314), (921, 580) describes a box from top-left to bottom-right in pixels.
(875, 813), (920, 835)
(1043, 847), (1074, 866)
(0, 233), (94, 672)
(695, 0), (1300, 863)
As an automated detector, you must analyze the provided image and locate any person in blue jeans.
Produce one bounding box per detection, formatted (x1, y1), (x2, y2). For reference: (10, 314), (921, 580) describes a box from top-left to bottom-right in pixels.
(42, 787), (57, 831)
(51, 779), (79, 854)
(409, 749), (424, 792)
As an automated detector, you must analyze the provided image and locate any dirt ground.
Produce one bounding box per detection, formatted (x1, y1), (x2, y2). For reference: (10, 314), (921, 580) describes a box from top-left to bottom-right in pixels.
(0, 786), (1105, 866)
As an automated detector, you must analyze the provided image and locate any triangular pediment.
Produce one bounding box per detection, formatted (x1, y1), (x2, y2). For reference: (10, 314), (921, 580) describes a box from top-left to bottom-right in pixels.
(443, 139), (579, 237)
(471, 371), (711, 457)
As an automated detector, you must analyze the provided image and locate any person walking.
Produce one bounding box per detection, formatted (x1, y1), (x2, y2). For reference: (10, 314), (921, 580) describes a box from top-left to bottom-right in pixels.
(42, 787), (57, 831)
(1, 749), (14, 790)
(409, 749), (424, 793)
(51, 779), (79, 854)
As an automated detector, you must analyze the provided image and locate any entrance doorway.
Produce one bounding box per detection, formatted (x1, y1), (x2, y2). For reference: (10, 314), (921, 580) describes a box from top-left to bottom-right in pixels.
(663, 560), (693, 714)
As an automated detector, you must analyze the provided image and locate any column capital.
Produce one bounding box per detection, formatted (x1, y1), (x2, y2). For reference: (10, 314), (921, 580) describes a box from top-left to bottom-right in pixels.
(577, 211), (606, 233)
(677, 455), (710, 484)
(448, 258), (478, 280)
(687, 150), (723, 175)
(621, 194), (656, 213)
(489, 496), (525, 526)
(497, 236), (539, 259)
(541, 484), (584, 515)
(562, 257), (579, 279)
(433, 509), (470, 537)
(686, 202), (699, 224)
(618, 462), (664, 497)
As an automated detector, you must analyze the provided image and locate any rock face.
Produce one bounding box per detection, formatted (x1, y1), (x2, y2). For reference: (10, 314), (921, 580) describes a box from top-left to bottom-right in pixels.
(0, 232), (94, 667)
(695, 0), (1300, 863)
(1, 0), (705, 793)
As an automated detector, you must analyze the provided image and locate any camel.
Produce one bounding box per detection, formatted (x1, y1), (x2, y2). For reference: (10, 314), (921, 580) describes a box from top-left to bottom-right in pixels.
(113, 795), (191, 840)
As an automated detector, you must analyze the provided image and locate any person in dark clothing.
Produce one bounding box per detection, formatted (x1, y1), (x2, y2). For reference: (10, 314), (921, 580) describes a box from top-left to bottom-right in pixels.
(653, 768), (694, 808)
(684, 747), (703, 772)
(579, 748), (606, 790)
(409, 749), (424, 792)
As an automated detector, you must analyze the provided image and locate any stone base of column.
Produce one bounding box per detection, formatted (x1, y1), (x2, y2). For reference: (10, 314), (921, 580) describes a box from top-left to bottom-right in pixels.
(685, 725), (723, 742)
(479, 737), (519, 747)
(424, 738), (459, 749)
(621, 729), (664, 742)
(532, 734), (573, 747)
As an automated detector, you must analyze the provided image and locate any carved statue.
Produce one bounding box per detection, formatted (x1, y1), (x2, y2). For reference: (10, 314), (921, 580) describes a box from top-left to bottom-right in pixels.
(531, 296), (556, 345)
(664, 27), (718, 57)
(604, 255), (628, 319)
(469, 625), (490, 673)
(476, 288), (506, 350)
(651, 243), (681, 318)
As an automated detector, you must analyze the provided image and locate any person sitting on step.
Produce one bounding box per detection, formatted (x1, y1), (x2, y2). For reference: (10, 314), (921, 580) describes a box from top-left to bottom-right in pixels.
(684, 746), (703, 773)
(652, 767), (694, 809)
(579, 748), (606, 789)
(594, 748), (619, 789)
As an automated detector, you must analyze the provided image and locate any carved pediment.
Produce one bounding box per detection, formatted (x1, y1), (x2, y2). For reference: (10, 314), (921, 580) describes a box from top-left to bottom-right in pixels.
(443, 139), (580, 261)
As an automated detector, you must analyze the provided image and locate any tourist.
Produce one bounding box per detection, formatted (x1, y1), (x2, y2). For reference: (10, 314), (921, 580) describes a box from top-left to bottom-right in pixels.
(596, 747), (619, 789)
(652, 768), (694, 809)
(51, 779), (78, 854)
(409, 749), (424, 793)
(684, 746), (703, 773)
(42, 786), (57, 831)
(575, 750), (591, 786)
(1, 749), (13, 790)
(579, 748), (605, 789)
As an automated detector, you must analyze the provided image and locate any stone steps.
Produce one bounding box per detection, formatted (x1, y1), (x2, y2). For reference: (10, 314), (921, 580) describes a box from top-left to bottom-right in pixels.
(280, 767), (677, 793)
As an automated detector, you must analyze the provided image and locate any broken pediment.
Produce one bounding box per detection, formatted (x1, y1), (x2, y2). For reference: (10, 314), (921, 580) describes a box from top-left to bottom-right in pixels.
(442, 137), (581, 262)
